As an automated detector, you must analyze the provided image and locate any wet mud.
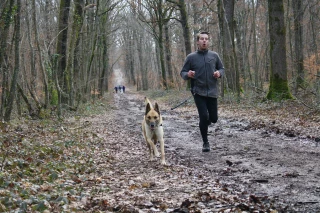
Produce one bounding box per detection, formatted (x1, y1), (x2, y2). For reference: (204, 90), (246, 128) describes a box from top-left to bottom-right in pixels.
(109, 88), (320, 212)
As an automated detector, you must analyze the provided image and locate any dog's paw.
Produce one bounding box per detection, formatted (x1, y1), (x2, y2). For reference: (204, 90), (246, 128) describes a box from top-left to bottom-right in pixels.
(154, 150), (160, 157)
(160, 160), (167, 165)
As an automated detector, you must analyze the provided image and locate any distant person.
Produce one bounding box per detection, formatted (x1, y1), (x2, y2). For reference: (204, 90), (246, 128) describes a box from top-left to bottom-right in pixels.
(122, 85), (125, 93)
(114, 86), (118, 93)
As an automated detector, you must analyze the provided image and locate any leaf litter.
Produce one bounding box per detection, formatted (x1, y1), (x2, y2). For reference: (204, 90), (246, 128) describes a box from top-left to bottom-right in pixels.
(0, 89), (319, 212)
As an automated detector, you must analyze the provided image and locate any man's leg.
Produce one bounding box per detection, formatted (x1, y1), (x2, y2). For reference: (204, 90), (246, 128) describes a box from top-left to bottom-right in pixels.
(207, 98), (218, 124)
(194, 95), (210, 152)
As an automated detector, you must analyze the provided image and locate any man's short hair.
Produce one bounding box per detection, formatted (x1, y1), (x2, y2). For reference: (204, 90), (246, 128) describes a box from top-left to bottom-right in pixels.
(197, 31), (210, 41)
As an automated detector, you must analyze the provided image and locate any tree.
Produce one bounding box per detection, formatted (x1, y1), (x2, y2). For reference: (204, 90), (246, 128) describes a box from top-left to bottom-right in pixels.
(164, 23), (174, 87)
(55, 0), (71, 116)
(266, 0), (292, 101)
(4, 0), (21, 121)
(167, 0), (192, 89)
(0, 0), (15, 119)
(136, 0), (175, 90)
(98, 0), (113, 97)
(32, 0), (49, 109)
(292, 0), (304, 92)
(167, 0), (192, 56)
(65, 0), (84, 107)
(218, 0), (240, 98)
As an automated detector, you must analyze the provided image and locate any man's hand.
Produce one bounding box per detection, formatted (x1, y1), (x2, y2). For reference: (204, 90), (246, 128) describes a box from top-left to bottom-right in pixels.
(188, 70), (195, 78)
(213, 71), (221, 78)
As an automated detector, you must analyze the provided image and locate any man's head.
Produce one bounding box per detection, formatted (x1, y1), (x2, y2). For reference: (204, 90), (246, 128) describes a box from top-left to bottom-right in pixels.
(197, 31), (210, 51)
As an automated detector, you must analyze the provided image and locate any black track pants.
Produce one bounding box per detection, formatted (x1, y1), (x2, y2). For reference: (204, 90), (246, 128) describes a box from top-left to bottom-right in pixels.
(193, 94), (218, 143)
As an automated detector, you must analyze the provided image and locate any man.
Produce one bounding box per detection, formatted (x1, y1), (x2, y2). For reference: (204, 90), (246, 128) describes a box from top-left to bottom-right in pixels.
(180, 31), (225, 152)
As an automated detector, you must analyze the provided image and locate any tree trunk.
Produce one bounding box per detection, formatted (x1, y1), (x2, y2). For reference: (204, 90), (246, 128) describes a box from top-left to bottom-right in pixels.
(234, 15), (246, 92)
(4, 0), (21, 121)
(17, 83), (35, 116)
(292, 0), (304, 92)
(165, 23), (174, 87)
(178, 0), (192, 55)
(128, 31), (136, 86)
(0, 0), (15, 119)
(266, 0), (292, 101)
(85, 0), (100, 96)
(32, 0), (49, 109)
(157, 1), (168, 90)
(66, 0), (84, 106)
(219, 0), (239, 98)
(0, 0), (14, 68)
(99, 35), (109, 96)
(158, 30), (167, 89)
(137, 30), (147, 90)
(308, 2), (320, 103)
(167, 0), (191, 55)
(251, 0), (259, 89)
(25, 0), (42, 111)
(56, 0), (71, 105)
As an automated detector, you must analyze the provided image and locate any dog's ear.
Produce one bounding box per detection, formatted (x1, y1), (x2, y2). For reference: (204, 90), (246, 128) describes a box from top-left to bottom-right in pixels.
(154, 103), (161, 115)
(145, 103), (151, 115)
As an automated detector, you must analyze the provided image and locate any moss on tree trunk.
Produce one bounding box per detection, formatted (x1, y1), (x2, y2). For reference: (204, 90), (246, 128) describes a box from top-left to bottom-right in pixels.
(267, 74), (293, 101)
(267, 0), (292, 102)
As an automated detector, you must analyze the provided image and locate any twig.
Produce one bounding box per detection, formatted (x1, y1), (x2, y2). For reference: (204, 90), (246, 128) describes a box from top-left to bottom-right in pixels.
(294, 97), (315, 110)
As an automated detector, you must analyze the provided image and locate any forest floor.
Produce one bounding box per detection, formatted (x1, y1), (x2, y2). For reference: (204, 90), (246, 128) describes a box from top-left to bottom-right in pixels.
(1, 87), (320, 212)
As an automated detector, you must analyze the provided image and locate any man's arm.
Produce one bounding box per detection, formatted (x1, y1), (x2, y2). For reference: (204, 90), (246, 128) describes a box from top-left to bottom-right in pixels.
(215, 54), (225, 78)
(180, 56), (191, 80)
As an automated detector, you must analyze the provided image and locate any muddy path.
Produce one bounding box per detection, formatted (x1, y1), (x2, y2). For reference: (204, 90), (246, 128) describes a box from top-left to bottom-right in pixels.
(105, 87), (320, 212)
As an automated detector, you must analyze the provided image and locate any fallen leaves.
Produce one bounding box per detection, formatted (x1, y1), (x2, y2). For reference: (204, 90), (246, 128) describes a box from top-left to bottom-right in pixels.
(1, 91), (319, 212)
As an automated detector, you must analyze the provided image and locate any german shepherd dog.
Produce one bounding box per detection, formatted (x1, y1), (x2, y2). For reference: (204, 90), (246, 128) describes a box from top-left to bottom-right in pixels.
(142, 97), (166, 165)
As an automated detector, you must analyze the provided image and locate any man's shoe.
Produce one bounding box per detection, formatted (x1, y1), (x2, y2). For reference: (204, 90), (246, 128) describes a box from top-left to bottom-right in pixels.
(202, 142), (210, 152)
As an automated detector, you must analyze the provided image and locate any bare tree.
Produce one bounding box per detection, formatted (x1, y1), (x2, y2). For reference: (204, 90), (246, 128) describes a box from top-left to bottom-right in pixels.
(218, 0), (240, 98)
(306, 1), (320, 104)
(164, 23), (174, 87)
(0, 0), (15, 119)
(55, 0), (71, 116)
(167, 0), (192, 55)
(267, 0), (292, 101)
(65, 0), (84, 107)
(292, 0), (304, 92)
(4, 0), (21, 121)
(136, 0), (175, 90)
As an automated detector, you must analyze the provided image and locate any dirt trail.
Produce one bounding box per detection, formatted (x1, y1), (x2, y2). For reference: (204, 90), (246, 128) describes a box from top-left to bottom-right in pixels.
(86, 87), (320, 212)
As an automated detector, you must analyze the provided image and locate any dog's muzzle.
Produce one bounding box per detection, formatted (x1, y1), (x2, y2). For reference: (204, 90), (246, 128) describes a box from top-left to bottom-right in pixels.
(150, 123), (156, 130)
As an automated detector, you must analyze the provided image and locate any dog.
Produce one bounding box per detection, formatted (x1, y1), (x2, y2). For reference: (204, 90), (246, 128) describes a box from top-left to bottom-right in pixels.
(142, 97), (166, 165)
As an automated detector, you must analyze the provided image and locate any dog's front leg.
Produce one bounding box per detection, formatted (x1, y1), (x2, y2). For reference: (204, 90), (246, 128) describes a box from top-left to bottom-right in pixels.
(152, 139), (160, 157)
(147, 139), (156, 161)
(159, 138), (166, 165)
(146, 141), (154, 161)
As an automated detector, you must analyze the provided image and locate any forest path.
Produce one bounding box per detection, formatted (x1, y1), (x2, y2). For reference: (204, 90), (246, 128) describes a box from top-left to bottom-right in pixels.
(81, 87), (320, 212)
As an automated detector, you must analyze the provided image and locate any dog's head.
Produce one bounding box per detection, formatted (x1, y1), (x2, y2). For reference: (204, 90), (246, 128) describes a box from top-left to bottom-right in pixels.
(145, 103), (161, 130)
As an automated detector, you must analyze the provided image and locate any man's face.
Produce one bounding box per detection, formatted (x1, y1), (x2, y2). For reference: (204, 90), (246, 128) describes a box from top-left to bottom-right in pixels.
(197, 34), (209, 50)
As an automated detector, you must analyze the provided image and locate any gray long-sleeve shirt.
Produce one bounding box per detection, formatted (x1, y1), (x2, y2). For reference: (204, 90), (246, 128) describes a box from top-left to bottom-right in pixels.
(180, 49), (225, 98)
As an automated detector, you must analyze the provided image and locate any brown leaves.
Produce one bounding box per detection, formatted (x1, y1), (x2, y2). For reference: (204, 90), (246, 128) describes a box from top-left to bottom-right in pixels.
(220, 100), (320, 140)
(2, 91), (318, 212)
